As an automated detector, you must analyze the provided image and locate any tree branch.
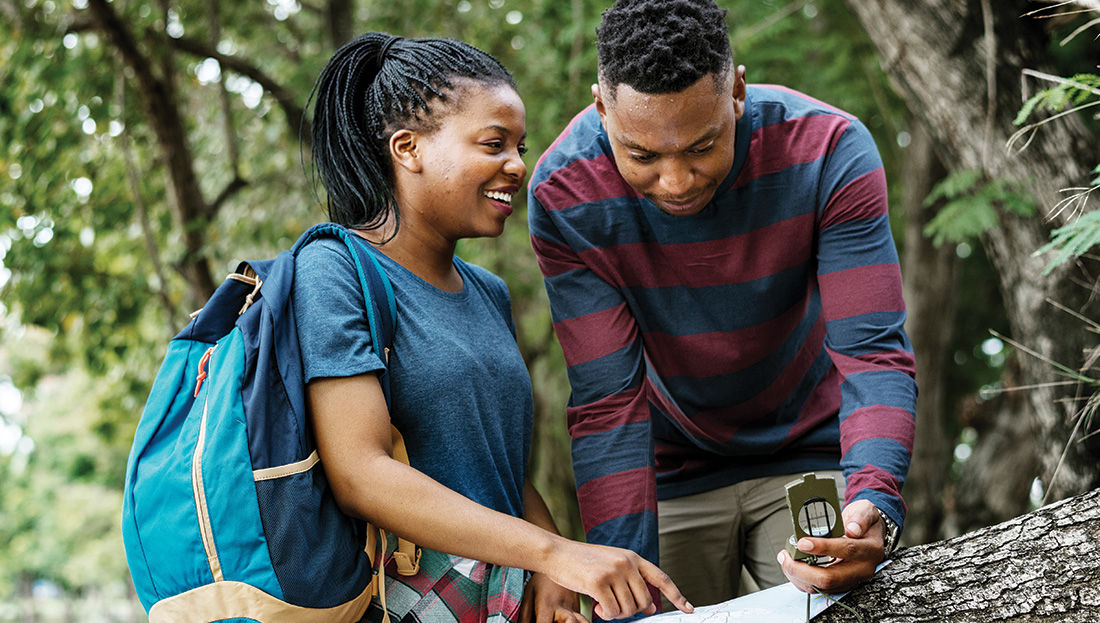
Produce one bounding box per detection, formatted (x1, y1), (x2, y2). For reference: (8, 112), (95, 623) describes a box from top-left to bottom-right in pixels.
(980, 0), (996, 169)
(0, 0), (22, 27)
(116, 74), (180, 330)
(817, 488), (1100, 622)
(206, 0), (240, 177)
(163, 33), (310, 147)
(209, 176), (248, 216)
(87, 0), (216, 306)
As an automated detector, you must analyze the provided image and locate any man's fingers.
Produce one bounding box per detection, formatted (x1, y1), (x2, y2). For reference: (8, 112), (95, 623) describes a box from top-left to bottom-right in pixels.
(778, 549), (876, 594)
(841, 500), (879, 538)
(638, 559), (693, 613)
(777, 550), (826, 593)
(796, 533), (880, 562)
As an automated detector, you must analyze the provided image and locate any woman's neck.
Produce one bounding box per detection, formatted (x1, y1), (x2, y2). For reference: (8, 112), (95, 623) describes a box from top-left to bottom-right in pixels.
(355, 216), (463, 293)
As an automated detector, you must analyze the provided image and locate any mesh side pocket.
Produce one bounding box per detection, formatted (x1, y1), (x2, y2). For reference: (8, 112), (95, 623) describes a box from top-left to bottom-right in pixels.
(254, 464), (372, 607)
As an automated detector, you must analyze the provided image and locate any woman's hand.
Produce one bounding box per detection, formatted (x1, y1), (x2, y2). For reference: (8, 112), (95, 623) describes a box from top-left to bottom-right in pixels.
(541, 540), (693, 620)
(520, 572), (586, 623)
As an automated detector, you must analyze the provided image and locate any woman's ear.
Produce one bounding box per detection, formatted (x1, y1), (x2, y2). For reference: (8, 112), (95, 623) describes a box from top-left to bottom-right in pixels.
(390, 129), (422, 174)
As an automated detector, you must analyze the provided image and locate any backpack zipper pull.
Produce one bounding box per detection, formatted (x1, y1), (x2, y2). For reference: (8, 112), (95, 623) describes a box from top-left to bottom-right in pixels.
(194, 347), (215, 398)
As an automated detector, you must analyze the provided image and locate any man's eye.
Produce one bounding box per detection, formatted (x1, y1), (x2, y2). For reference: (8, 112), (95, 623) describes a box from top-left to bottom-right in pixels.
(483, 140), (504, 150)
(690, 144), (714, 154)
(630, 152), (655, 163)
(518, 144), (528, 156)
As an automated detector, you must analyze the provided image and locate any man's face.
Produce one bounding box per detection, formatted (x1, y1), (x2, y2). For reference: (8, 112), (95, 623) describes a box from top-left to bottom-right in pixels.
(594, 67), (746, 217)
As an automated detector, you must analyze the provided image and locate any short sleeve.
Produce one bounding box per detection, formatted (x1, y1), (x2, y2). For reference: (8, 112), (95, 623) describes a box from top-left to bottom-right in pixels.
(293, 239), (386, 383)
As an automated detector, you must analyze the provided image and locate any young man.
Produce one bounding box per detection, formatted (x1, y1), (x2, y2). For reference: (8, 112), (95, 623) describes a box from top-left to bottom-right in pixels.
(528, 0), (916, 608)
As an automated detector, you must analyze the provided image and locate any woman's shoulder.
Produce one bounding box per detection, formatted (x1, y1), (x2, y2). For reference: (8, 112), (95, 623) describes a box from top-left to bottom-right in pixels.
(293, 237), (363, 302)
(296, 236), (356, 270)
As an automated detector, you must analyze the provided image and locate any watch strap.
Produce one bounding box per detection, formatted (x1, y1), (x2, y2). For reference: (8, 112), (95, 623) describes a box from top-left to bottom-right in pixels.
(875, 507), (900, 557)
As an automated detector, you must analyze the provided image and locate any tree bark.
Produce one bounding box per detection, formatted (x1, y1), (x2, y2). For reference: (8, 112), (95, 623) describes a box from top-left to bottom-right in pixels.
(949, 360), (1038, 537)
(817, 488), (1100, 622)
(325, 0), (353, 48)
(844, 0), (1100, 504)
(900, 123), (958, 545)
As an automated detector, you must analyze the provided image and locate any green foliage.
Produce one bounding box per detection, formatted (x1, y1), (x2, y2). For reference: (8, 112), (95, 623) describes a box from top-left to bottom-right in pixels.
(1012, 64), (1100, 274)
(0, 0), (915, 612)
(1037, 210), (1100, 275)
(922, 170), (1037, 246)
(1014, 73), (1100, 126)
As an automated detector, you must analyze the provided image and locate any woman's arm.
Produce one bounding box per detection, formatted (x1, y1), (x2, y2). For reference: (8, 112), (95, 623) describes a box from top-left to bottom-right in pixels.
(309, 372), (692, 620)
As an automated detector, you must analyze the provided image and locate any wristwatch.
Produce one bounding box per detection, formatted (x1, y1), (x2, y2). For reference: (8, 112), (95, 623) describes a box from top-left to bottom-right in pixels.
(875, 507), (900, 557)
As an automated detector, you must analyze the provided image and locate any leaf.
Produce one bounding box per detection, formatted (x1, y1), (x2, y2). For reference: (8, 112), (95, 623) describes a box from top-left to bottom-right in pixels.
(1037, 209), (1100, 274)
(924, 169), (982, 206)
(1014, 91), (1046, 125)
(923, 173), (1037, 245)
(923, 194), (1000, 246)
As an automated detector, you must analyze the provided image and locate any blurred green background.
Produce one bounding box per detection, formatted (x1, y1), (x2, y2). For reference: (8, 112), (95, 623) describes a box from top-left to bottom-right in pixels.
(2, 0), (1097, 620)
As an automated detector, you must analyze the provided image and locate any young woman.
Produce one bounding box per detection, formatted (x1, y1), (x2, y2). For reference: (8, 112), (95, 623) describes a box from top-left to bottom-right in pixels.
(296, 33), (693, 623)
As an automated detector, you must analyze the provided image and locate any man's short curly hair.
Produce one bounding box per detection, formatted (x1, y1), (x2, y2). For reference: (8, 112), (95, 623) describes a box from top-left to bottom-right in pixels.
(596, 0), (731, 99)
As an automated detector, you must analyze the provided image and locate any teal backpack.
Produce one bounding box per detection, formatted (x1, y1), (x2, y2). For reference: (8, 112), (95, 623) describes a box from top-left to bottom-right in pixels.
(121, 223), (419, 622)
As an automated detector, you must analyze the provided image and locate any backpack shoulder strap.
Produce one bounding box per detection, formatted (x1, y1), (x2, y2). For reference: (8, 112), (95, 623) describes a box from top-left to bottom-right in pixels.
(293, 223), (398, 403)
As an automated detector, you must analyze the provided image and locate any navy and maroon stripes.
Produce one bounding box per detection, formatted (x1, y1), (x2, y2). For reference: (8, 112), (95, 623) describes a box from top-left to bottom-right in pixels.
(529, 85), (917, 563)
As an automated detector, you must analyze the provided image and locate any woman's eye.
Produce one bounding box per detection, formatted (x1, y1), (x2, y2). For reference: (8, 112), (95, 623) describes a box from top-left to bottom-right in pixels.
(518, 144), (528, 156)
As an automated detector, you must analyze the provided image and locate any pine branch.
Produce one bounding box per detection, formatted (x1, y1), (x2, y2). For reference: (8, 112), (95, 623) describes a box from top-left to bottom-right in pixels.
(1023, 68), (1100, 99)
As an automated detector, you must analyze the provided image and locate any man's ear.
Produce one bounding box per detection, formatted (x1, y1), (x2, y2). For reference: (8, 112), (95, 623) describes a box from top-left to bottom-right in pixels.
(390, 129), (421, 174)
(732, 65), (747, 122)
(592, 82), (607, 119)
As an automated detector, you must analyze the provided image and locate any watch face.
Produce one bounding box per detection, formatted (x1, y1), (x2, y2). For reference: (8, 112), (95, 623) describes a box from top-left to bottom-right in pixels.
(796, 498), (838, 537)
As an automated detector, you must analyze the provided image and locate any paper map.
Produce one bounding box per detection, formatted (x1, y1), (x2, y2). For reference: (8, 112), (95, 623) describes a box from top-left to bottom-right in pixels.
(642, 563), (889, 623)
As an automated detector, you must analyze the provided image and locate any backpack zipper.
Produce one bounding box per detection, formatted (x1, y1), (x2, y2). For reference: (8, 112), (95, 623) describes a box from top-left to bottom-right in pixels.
(192, 349), (224, 582)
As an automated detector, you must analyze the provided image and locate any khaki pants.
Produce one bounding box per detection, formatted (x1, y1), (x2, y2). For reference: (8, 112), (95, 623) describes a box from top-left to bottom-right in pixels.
(658, 471), (845, 608)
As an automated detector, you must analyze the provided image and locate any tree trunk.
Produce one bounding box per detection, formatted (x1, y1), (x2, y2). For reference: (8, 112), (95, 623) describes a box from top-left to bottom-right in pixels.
(88, 0), (217, 308)
(325, 0), (353, 48)
(900, 122), (957, 545)
(844, 0), (1100, 504)
(949, 358), (1038, 537)
(817, 488), (1100, 622)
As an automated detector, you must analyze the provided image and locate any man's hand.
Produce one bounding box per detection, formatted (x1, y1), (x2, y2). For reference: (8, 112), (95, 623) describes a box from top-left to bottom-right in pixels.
(776, 499), (886, 594)
(520, 572), (587, 623)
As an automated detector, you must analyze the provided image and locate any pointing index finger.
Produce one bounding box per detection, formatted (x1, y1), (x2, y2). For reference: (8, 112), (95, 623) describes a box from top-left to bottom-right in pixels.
(638, 560), (693, 614)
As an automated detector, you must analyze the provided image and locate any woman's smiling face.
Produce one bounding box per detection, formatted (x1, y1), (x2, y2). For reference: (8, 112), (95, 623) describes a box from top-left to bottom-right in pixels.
(400, 82), (528, 242)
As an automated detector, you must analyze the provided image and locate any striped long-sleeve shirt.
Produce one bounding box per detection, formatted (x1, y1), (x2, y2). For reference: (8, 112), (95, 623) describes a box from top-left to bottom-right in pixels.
(527, 85), (917, 566)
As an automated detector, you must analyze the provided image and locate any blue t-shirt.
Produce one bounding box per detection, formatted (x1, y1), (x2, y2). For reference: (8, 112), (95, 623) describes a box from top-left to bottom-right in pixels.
(293, 237), (533, 518)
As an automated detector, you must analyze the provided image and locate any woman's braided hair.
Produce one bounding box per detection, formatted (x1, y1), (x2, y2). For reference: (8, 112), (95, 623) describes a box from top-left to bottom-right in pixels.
(596, 0), (731, 99)
(306, 32), (515, 230)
